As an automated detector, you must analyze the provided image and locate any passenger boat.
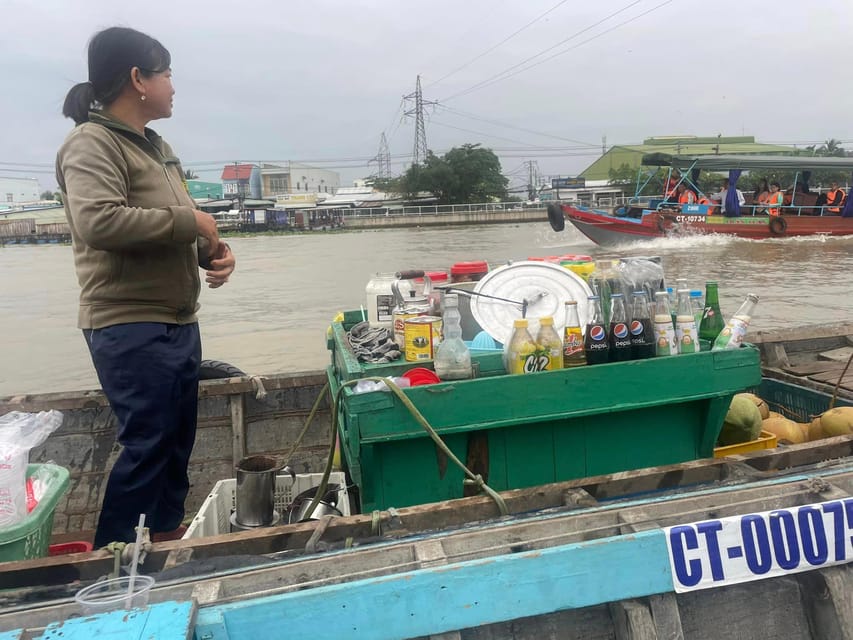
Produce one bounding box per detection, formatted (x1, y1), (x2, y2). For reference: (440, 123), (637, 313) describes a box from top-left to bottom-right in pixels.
(0, 323), (851, 639)
(547, 154), (853, 245)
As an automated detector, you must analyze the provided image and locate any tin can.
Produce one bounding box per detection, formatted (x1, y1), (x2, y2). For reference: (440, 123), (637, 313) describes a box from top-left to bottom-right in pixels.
(404, 316), (443, 362)
(393, 302), (430, 347)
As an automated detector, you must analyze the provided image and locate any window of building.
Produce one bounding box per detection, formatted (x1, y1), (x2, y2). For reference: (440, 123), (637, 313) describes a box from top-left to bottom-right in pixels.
(296, 182), (300, 191)
(270, 176), (288, 192)
(5, 193), (12, 203)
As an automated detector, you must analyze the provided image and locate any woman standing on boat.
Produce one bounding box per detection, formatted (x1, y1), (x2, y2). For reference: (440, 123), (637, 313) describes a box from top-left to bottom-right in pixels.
(56, 27), (236, 548)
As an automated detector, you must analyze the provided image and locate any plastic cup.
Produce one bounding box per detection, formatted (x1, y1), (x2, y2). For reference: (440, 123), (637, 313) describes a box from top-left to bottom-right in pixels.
(74, 575), (154, 615)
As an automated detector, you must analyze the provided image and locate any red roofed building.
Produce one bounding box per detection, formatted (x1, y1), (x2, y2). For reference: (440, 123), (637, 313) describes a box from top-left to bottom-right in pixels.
(221, 164), (261, 199)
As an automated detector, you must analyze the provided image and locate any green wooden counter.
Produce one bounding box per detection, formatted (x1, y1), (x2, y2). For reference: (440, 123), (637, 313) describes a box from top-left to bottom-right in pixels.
(327, 312), (761, 512)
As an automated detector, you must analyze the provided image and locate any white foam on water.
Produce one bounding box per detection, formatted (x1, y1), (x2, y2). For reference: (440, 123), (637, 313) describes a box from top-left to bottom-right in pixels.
(608, 232), (741, 253)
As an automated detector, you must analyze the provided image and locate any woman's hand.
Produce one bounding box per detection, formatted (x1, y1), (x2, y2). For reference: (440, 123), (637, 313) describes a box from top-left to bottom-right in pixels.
(194, 210), (219, 257)
(205, 242), (235, 288)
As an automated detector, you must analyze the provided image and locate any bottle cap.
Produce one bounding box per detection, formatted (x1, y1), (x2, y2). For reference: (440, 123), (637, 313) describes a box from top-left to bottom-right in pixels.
(539, 316), (554, 325)
(564, 300), (578, 306)
(690, 290), (702, 297)
(513, 319), (529, 328)
(611, 293), (624, 298)
(587, 295), (600, 301)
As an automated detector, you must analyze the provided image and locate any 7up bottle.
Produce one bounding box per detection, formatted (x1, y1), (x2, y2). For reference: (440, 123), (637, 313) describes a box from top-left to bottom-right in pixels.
(713, 294), (759, 351)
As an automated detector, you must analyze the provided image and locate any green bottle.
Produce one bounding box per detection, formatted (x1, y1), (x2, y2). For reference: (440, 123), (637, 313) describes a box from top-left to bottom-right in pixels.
(699, 281), (725, 342)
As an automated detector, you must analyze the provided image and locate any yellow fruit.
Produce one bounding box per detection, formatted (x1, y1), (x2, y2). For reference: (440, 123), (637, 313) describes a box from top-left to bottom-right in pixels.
(819, 407), (853, 437)
(735, 393), (770, 420)
(762, 416), (806, 444)
(767, 411), (784, 421)
(807, 417), (825, 441)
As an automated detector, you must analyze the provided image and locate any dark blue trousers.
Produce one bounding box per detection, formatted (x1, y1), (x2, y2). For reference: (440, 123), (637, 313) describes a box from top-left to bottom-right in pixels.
(85, 322), (201, 547)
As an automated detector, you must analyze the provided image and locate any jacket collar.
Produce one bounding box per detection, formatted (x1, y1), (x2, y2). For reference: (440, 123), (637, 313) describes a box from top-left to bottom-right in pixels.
(86, 111), (178, 163)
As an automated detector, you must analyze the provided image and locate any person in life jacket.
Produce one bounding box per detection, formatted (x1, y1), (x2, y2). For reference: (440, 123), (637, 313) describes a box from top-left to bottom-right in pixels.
(826, 181), (846, 214)
(664, 173), (679, 201)
(676, 182), (696, 207)
(767, 182), (784, 217)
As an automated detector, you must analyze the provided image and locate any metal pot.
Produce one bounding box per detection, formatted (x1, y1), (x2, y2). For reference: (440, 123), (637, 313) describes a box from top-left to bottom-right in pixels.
(287, 494), (342, 523)
(234, 455), (294, 527)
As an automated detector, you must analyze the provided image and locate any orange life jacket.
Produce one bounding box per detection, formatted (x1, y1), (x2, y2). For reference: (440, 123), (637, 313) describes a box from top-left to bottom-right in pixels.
(767, 191), (784, 216)
(827, 188), (845, 213)
(678, 190), (696, 205)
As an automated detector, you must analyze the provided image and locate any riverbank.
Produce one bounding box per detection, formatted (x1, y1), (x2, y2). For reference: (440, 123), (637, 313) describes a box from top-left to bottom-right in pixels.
(0, 205), (547, 245)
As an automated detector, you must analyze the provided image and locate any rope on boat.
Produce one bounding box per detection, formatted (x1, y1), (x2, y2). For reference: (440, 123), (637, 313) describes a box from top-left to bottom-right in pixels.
(282, 381), (331, 467)
(292, 375), (510, 527)
(250, 375), (268, 401)
(333, 377), (509, 517)
(829, 350), (853, 410)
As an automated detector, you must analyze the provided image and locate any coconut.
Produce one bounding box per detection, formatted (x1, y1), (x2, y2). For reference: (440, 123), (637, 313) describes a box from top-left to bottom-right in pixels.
(766, 411), (784, 421)
(718, 396), (763, 446)
(819, 407), (853, 437)
(762, 416), (806, 444)
(807, 417), (826, 441)
(735, 392), (770, 420)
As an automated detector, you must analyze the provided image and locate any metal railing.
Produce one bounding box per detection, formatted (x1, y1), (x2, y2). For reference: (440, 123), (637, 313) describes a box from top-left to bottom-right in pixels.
(334, 201), (548, 219)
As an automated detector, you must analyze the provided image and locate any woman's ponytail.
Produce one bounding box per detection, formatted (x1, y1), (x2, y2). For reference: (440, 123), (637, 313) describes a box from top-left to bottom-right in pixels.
(62, 82), (96, 125)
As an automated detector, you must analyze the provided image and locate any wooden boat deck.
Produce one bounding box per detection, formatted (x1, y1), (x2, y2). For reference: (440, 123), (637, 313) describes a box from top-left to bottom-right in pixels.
(1, 436), (851, 638)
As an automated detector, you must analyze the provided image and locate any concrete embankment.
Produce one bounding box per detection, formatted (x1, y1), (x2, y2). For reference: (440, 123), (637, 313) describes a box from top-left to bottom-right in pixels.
(342, 208), (546, 229)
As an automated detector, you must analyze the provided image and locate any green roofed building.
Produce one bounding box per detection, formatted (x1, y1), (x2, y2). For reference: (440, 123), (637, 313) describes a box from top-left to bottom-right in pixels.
(187, 179), (223, 200)
(580, 136), (797, 181)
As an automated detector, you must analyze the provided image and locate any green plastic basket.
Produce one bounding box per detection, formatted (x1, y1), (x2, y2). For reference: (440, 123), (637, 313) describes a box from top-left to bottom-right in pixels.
(756, 379), (852, 423)
(0, 464), (70, 563)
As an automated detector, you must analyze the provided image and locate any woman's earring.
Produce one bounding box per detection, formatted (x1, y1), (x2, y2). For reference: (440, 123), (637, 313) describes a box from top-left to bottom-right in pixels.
(140, 95), (147, 101)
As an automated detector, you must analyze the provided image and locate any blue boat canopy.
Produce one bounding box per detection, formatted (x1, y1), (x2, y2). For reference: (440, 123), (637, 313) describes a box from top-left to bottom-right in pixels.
(641, 154), (853, 171)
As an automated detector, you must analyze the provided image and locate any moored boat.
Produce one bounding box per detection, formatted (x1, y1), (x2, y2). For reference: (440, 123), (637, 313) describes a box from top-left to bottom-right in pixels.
(0, 324), (851, 638)
(548, 154), (853, 245)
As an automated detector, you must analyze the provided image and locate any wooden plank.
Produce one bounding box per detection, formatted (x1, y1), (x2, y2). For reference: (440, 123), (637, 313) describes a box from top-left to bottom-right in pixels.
(192, 530), (673, 640)
(2, 439), (851, 590)
(39, 600), (196, 639)
(230, 393), (247, 467)
(610, 600), (658, 640)
(819, 346), (853, 363)
(781, 361), (848, 376)
(751, 322), (853, 346)
(3, 468), (851, 631)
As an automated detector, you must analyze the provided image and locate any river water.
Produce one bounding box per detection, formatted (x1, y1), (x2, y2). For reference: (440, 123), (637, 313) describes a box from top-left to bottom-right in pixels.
(1, 222), (851, 396)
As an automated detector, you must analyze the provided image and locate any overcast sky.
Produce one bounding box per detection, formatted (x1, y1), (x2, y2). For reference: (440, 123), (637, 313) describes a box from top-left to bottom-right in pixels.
(2, 0), (852, 191)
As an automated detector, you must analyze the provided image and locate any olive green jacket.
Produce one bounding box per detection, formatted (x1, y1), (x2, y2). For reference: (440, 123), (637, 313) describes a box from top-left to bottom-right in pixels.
(56, 112), (201, 329)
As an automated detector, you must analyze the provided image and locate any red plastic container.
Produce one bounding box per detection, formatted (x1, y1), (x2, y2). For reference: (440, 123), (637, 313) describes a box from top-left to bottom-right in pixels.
(402, 367), (441, 386)
(450, 261), (489, 283)
(49, 541), (93, 556)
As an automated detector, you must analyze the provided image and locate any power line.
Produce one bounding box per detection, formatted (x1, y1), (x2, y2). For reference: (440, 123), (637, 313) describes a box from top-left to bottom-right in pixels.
(440, 0), (650, 102)
(451, 0), (676, 100)
(429, 119), (551, 148)
(425, 0), (572, 90)
(436, 103), (598, 147)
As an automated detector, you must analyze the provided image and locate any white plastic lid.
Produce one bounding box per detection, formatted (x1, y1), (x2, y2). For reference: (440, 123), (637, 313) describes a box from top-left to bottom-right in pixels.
(471, 261), (593, 344)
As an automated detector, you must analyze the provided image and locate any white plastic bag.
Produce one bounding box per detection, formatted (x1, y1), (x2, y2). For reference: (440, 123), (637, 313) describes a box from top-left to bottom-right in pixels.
(0, 411), (63, 527)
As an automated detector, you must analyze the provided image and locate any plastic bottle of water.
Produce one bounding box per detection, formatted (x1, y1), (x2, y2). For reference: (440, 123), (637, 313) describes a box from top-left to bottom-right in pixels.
(434, 294), (472, 379)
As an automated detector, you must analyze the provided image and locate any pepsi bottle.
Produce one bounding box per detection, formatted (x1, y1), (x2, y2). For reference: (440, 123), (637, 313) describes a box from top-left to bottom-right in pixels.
(608, 293), (632, 362)
(583, 295), (610, 365)
(629, 291), (656, 359)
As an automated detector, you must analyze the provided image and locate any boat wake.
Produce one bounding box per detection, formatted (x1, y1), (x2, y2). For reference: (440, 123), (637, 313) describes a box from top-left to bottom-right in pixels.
(609, 232), (739, 252)
(609, 230), (853, 252)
